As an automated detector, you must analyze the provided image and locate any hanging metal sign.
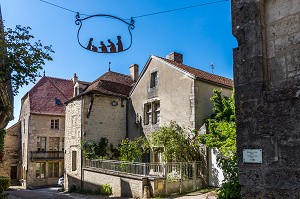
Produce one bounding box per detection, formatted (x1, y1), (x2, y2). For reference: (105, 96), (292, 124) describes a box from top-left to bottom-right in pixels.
(75, 13), (135, 53)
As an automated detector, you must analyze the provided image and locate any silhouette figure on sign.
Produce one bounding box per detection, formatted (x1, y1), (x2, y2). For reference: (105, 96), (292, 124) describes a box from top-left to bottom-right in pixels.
(117, 36), (123, 52)
(99, 41), (108, 53)
(92, 45), (98, 52)
(87, 38), (93, 50)
(107, 39), (116, 53)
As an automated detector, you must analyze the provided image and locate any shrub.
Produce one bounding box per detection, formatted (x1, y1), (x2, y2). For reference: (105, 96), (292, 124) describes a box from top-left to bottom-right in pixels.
(0, 176), (10, 193)
(99, 184), (112, 196)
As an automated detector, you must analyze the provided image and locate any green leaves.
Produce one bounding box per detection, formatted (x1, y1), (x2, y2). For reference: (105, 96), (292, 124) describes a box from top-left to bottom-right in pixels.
(147, 121), (201, 162)
(198, 89), (241, 198)
(0, 24), (54, 95)
(118, 137), (146, 162)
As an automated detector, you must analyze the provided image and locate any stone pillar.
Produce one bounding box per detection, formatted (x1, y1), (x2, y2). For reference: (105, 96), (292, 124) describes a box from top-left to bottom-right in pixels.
(232, 0), (300, 197)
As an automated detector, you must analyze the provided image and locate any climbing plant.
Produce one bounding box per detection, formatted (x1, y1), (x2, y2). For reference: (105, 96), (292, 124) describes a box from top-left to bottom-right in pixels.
(0, 129), (6, 153)
(118, 137), (147, 162)
(82, 138), (109, 159)
(198, 89), (241, 199)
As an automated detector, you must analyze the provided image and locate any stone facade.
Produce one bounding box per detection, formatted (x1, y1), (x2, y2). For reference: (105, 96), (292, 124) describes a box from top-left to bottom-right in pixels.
(64, 71), (132, 191)
(0, 122), (21, 184)
(232, 0), (300, 197)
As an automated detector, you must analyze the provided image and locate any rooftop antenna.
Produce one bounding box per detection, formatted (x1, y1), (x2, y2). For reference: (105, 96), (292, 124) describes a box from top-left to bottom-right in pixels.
(210, 63), (215, 74)
(108, 62), (111, 71)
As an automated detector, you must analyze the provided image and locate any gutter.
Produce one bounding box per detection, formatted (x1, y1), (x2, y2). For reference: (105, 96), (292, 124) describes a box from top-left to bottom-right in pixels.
(126, 97), (129, 138)
(80, 95), (84, 189)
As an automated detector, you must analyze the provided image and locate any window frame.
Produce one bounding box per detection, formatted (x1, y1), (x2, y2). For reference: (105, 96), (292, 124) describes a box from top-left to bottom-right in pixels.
(150, 71), (158, 88)
(72, 151), (77, 171)
(37, 137), (46, 152)
(36, 162), (46, 178)
(51, 119), (59, 130)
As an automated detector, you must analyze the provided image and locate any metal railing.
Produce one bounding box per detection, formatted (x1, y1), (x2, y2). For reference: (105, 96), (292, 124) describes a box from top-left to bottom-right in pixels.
(85, 159), (202, 181)
(31, 151), (64, 161)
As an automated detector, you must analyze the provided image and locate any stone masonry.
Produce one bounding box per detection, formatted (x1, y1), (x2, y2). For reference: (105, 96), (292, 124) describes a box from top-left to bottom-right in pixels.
(232, 0), (300, 197)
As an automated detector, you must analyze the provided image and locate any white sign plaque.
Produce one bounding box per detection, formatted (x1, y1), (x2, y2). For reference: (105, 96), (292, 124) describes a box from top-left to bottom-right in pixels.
(243, 149), (262, 163)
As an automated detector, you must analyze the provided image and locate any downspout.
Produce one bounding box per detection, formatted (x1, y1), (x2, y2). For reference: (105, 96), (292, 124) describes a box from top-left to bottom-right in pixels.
(80, 95), (84, 189)
(126, 97), (129, 138)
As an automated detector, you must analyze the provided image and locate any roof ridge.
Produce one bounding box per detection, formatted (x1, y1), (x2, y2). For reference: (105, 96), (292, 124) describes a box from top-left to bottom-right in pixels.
(46, 76), (70, 100)
(45, 75), (72, 82)
(90, 71), (131, 85)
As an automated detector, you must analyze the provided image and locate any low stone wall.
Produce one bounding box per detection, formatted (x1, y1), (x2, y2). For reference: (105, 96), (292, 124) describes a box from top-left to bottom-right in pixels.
(166, 179), (202, 195)
(83, 168), (148, 198)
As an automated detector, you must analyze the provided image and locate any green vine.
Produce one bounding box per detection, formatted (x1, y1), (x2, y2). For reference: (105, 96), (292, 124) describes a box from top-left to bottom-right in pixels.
(0, 129), (6, 153)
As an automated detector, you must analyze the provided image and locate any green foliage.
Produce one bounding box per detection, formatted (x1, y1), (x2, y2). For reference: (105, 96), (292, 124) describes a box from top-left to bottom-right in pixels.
(82, 138), (109, 159)
(118, 137), (147, 162)
(148, 121), (201, 162)
(0, 176), (10, 193)
(98, 184), (112, 196)
(198, 89), (241, 199)
(0, 129), (6, 153)
(0, 25), (54, 95)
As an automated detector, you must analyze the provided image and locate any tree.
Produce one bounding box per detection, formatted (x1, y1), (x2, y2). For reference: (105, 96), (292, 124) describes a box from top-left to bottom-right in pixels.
(0, 25), (54, 96)
(198, 90), (240, 199)
(148, 121), (202, 162)
(118, 137), (146, 162)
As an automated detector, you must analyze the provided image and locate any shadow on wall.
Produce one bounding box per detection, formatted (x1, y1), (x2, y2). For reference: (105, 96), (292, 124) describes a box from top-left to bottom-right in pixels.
(120, 179), (132, 198)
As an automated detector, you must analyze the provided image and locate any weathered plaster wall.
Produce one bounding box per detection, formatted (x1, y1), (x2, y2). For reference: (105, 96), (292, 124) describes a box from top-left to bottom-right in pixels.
(194, 80), (232, 131)
(232, 0), (300, 197)
(129, 57), (195, 139)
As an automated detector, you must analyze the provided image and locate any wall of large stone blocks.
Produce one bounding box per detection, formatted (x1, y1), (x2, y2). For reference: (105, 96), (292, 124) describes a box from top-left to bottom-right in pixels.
(0, 122), (21, 180)
(232, 0), (300, 197)
(64, 99), (82, 186)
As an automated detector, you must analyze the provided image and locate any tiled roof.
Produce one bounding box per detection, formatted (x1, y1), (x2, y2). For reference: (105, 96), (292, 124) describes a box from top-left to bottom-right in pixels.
(83, 71), (133, 97)
(156, 56), (233, 88)
(28, 76), (73, 115)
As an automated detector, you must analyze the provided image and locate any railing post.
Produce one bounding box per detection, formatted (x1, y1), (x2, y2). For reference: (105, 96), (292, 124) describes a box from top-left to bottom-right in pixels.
(143, 163), (146, 176)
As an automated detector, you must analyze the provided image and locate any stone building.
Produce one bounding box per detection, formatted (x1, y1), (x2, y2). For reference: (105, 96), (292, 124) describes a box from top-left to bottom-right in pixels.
(232, 0), (300, 197)
(17, 76), (73, 187)
(128, 52), (233, 185)
(64, 71), (133, 189)
(0, 122), (21, 185)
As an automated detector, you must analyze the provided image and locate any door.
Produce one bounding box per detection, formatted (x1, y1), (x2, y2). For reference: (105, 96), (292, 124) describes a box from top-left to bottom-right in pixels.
(10, 166), (17, 179)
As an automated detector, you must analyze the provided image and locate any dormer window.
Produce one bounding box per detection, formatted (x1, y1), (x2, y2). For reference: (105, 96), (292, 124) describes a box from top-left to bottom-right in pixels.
(55, 98), (61, 105)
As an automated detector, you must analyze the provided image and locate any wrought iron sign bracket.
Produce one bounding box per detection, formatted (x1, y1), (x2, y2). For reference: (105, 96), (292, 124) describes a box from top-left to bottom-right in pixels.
(75, 13), (135, 54)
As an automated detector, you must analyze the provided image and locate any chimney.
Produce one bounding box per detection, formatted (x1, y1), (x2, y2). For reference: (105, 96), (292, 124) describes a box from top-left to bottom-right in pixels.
(166, 52), (183, 64)
(72, 73), (78, 84)
(130, 64), (139, 82)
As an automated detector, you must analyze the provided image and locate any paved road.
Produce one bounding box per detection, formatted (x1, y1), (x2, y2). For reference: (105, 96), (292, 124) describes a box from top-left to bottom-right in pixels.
(5, 187), (74, 199)
(4, 186), (217, 199)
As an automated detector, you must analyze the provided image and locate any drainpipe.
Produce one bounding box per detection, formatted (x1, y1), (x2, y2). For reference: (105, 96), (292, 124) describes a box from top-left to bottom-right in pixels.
(80, 95), (84, 189)
(126, 97), (129, 138)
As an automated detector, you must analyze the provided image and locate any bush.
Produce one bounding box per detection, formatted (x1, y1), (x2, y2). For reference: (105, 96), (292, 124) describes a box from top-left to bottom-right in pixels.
(0, 176), (10, 193)
(99, 184), (112, 196)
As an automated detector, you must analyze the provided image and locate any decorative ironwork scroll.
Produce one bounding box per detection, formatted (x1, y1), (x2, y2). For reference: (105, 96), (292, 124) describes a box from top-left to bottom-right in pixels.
(75, 13), (135, 54)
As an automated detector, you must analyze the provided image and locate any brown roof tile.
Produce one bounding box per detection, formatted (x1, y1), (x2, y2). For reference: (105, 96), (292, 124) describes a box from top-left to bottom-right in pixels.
(84, 71), (133, 97)
(157, 56), (233, 88)
(28, 76), (73, 115)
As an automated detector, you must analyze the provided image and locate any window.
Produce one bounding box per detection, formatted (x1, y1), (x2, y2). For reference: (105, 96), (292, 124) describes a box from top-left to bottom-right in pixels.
(153, 102), (160, 124)
(144, 103), (152, 125)
(36, 162), (45, 178)
(51, 119), (59, 129)
(72, 151), (77, 171)
(144, 101), (160, 125)
(49, 137), (59, 151)
(37, 137), (46, 151)
(48, 162), (59, 178)
(150, 71), (158, 88)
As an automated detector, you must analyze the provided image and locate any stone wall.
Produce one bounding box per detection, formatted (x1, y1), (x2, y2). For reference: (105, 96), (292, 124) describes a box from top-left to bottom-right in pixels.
(232, 0), (300, 197)
(26, 114), (65, 187)
(0, 122), (21, 183)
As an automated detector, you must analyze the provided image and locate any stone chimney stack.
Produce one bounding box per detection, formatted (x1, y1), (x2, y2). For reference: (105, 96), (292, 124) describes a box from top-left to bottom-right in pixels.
(72, 73), (78, 84)
(130, 64), (139, 82)
(166, 52), (183, 64)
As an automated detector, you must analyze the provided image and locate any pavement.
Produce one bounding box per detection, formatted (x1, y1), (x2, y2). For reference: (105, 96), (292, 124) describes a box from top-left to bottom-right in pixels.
(4, 186), (217, 199)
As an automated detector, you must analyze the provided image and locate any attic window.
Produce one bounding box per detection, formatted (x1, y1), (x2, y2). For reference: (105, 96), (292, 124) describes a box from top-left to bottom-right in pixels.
(150, 71), (158, 88)
(55, 98), (61, 105)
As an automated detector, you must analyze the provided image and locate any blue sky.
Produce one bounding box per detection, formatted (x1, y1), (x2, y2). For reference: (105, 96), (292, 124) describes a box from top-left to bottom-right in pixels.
(2, 0), (237, 127)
